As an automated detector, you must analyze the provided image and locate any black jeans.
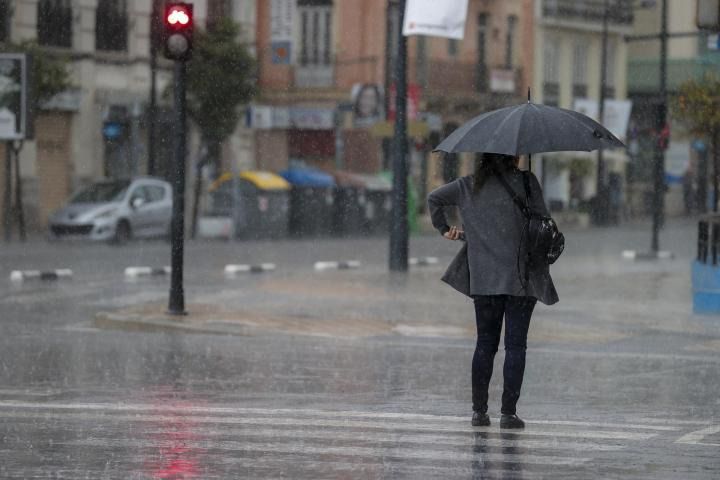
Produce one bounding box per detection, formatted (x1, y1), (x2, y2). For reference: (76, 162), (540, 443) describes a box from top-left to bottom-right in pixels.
(472, 295), (536, 415)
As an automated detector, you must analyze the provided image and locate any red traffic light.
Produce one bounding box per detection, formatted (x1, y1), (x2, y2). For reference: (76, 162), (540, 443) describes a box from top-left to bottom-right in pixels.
(167, 7), (190, 26)
(165, 5), (192, 28)
(163, 3), (193, 61)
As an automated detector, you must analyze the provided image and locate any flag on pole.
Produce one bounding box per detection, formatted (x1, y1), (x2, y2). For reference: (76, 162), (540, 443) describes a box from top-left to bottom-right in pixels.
(402, 0), (469, 40)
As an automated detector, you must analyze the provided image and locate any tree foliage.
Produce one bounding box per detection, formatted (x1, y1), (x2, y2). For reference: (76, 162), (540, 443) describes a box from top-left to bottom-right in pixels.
(674, 73), (720, 138)
(0, 40), (72, 109)
(185, 19), (257, 154)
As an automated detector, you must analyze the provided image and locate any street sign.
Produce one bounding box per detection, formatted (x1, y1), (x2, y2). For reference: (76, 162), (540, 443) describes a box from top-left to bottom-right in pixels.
(0, 53), (32, 140)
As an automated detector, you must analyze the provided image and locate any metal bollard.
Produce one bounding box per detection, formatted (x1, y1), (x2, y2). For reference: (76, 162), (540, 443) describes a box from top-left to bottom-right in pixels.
(698, 220), (708, 264)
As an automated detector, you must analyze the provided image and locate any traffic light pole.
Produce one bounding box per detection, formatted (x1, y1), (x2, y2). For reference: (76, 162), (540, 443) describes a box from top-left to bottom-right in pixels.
(389, 0), (409, 272)
(168, 60), (187, 315)
(651, 0), (668, 254)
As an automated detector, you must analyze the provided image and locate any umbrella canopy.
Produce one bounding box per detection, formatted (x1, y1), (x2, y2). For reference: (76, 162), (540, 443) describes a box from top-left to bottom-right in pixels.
(434, 102), (625, 155)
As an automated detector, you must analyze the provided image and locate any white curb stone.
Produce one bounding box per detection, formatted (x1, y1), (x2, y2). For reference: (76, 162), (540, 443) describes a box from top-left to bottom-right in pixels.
(10, 269), (73, 282)
(224, 263), (276, 275)
(124, 266), (171, 278)
(313, 260), (361, 271)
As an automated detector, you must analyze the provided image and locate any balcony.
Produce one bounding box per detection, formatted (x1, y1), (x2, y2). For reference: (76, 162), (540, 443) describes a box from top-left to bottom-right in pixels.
(418, 60), (524, 98)
(295, 64), (334, 88)
(542, 0), (634, 26)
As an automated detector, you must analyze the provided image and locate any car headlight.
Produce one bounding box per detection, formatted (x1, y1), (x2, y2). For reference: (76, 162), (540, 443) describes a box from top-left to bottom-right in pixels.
(92, 208), (117, 220)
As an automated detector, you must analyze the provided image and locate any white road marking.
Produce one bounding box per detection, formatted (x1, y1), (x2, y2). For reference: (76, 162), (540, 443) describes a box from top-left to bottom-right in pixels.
(0, 401), (677, 431)
(0, 410), (657, 441)
(60, 437), (592, 466)
(675, 425), (720, 447)
(138, 425), (625, 452)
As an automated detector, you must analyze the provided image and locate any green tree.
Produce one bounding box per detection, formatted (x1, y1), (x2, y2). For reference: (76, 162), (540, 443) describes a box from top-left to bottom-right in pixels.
(674, 73), (720, 212)
(185, 18), (257, 168)
(170, 18), (257, 236)
(0, 40), (72, 110)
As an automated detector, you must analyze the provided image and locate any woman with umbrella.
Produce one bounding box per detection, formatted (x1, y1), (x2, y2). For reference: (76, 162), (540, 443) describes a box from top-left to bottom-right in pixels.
(427, 99), (624, 429)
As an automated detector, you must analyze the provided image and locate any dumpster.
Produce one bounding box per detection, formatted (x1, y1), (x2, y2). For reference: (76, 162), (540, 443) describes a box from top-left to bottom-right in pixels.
(280, 167), (336, 237)
(332, 171), (367, 237)
(208, 171), (290, 239)
(378, 171), (418, 234)
(360, 174), (392, 235)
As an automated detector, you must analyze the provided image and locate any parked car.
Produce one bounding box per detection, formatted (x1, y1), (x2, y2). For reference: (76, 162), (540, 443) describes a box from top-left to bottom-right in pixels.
(48, 177), (172, 243)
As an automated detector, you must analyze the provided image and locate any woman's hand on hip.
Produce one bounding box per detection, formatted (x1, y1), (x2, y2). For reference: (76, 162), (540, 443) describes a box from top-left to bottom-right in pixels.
(443, 226), (464, 241)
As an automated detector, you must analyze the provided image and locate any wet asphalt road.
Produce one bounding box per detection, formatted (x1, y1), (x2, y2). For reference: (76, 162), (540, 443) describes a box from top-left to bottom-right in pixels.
(0, 218), (718, 479)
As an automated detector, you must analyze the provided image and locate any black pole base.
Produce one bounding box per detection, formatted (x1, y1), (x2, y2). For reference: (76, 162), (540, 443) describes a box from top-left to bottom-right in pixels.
(167, 289), (187, 316)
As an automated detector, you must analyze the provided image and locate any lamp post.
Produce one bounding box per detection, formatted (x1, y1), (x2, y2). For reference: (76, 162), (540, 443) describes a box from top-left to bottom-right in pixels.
(596, 0), (610, 225)
(389, 0), (409, 272)
(651, 0), (667, 253)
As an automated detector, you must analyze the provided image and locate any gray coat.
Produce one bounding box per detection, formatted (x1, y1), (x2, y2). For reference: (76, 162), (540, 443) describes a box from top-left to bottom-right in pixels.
(428, 170), (558, 305)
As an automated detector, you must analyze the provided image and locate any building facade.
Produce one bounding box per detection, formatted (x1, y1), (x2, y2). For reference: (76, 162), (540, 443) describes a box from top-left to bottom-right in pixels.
(0, 0), (256, 229)
(627, 0), (717, 216)
(254, 0), (534, 204)
(532, 0), (633, 222)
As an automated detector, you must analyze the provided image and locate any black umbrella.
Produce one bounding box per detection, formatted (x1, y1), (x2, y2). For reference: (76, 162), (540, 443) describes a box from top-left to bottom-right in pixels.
(434, 101), (625, 155)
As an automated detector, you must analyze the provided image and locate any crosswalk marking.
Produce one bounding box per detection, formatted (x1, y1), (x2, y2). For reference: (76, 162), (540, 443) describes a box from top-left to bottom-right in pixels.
(60, 437), (592, 467)
(675, 425), (720, 446)
(1, 399), (708, 477)
(138, 425), (625, 452)
(0, 401), (679, 431)
(0, 410), (658, 441)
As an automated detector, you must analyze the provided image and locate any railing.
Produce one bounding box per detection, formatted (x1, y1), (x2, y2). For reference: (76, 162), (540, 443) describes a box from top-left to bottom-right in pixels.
(420, 60), (524, 97)
(543, 0), (634, 25)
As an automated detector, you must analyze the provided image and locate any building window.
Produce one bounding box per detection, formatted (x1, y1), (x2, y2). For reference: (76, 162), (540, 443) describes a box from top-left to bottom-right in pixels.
(417, 36), (428, 87)
(37, 0), (72, 48)
(604, 40), (616, 98)
(543, 37), (560, 106)
(298, 0), (332, 66)
(0, 0), (10, 42)
(96, 0), (128, 52)
(207, 0), (232, 30)
(572, 41), (588, 98)
(448, 39), (459, 57)
(505, 15), (517, 69)
(476, 13), (488, 92)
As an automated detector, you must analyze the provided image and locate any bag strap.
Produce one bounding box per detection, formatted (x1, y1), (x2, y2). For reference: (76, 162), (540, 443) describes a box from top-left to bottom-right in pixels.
(521, 171), (532, 207)
(495, 172), (530, 218)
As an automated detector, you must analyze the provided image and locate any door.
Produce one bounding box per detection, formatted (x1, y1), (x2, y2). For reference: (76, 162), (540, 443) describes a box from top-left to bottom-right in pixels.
(127, 185), (154, 237)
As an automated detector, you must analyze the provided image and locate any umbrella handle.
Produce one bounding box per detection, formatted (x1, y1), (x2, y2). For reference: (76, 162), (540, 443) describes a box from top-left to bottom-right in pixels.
(527, 87), (531, 103)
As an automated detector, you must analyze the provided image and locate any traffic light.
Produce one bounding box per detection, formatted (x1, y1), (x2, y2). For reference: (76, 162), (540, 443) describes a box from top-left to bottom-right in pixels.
(163, 2), (193, 61)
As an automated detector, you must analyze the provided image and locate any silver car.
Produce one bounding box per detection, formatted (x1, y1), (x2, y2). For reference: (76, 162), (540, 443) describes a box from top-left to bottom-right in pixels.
(48, 177), (173, 243)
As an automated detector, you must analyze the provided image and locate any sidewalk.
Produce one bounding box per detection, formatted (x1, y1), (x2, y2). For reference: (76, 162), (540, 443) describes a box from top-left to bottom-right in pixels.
(94, 221), (716, 351)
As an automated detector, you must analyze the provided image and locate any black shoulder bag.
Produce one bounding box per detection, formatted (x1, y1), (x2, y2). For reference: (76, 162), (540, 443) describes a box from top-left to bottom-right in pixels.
(495, 171), (565, 286)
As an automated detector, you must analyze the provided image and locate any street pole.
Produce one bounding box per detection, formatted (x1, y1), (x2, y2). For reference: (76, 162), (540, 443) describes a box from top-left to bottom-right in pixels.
(168, 60), (187, 315)
(148, 1), (160, 177)
(596, 0), (610, 225)
(12, 142), (26, 242)
(651, 0), (667, 253)
(3, 142), (12, 242)
(389, 0), (409, 272)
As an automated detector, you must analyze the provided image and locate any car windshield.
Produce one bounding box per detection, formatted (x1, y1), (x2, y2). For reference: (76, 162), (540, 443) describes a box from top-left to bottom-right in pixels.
(69, 181), (130, 204)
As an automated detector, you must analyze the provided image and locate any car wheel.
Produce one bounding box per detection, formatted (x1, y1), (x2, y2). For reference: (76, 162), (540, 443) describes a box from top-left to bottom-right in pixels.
(112, 220), (132, 245)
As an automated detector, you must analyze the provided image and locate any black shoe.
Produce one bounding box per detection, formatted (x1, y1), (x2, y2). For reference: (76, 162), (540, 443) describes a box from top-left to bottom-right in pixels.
(471, 412), (491, 427)
(500, 414), (525, 429)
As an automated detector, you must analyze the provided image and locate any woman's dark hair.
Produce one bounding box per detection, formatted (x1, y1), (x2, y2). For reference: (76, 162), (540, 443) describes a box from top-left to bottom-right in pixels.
(473, 153), (518, 193)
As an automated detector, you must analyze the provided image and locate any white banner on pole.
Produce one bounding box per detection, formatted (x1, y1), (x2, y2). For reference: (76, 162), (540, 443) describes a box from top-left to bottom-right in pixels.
(403, 0), (469, 40)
